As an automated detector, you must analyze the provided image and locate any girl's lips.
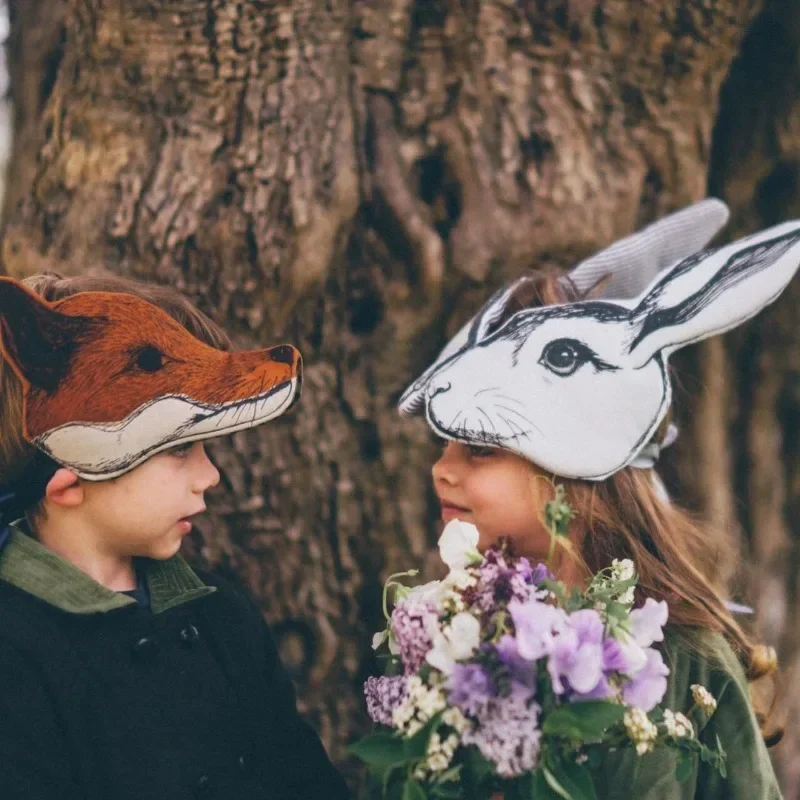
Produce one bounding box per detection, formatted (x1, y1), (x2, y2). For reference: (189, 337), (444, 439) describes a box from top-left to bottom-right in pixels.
(440, 503), (470, 522)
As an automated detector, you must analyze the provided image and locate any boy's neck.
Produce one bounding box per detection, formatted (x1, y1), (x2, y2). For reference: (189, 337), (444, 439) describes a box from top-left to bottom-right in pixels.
(32, 515), (138, 592)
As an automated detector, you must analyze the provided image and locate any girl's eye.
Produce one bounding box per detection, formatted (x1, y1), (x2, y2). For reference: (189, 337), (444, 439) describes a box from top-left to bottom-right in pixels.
(467, 444), (496, 458)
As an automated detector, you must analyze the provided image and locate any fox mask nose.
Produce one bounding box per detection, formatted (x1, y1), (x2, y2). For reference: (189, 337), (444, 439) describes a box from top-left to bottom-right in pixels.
(268, 344), (297, 365)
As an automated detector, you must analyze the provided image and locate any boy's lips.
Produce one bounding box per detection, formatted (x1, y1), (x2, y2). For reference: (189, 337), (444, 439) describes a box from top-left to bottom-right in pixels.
(177, 507), (206, 532)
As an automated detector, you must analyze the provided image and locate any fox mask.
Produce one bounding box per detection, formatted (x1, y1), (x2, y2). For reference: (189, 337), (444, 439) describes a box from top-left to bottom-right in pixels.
(400, 202), (800, 480)
(0, 278), (302, 480)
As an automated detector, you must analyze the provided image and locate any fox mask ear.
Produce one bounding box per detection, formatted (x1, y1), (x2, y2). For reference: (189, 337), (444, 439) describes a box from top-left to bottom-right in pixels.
(0, 278), (102, 392)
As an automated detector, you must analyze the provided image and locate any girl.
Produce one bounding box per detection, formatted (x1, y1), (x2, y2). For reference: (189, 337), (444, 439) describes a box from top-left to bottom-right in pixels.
(400, 201), (792, 798)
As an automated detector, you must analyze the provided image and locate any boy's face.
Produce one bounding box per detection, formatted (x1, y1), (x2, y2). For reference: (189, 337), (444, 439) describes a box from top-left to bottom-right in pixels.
(75, 442), (220, 560)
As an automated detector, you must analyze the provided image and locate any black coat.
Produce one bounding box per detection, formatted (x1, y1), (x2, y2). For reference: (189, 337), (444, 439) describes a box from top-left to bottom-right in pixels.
(0, 545), (351, 800)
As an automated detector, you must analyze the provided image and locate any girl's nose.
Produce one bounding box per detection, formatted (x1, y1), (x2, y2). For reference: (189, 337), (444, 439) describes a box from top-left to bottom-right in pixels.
(432, 442), (461, 486)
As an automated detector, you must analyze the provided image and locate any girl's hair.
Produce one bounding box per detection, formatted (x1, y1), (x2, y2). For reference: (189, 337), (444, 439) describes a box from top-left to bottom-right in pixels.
(0, 272), (231, 490)
(490, 269), (783, 745)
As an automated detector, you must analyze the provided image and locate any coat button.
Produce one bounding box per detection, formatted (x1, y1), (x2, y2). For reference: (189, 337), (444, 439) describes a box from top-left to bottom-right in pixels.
(131, 636), (158, 661)
(237, 754), (249, 773)
(179, 623), (200, 646)
(194, 775), (214, 797)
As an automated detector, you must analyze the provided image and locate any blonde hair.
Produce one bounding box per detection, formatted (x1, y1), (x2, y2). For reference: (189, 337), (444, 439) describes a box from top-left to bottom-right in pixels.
(493, 269), (783, 745)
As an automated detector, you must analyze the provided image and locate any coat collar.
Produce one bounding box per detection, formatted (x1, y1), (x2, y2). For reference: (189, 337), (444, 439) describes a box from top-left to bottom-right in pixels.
(0, 525), (215, 614)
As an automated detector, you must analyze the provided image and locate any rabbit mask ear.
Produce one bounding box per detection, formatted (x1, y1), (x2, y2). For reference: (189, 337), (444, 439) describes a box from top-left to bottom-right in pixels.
(627, 219), (800, 364)
(566, 198), (730, 301)
(398, 278), (526, 415)
(399, 210), (800, 481)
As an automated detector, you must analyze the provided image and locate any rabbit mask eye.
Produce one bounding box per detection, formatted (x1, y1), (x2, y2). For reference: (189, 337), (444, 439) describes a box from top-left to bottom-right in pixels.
(539, 338), (613, 377)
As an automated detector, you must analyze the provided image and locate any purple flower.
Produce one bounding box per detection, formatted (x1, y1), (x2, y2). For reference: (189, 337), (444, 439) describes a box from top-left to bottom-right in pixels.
(364, 676), (408, 726)
(530, 563), (554, 585)
(495, 636), (537, 689)
(509, 599), (568, 661)
(629, 598), (668, 647)
(390, 602), (438, 675)
(622, 649), (670, 711)
(570, 674), (616, 702)
(602, 636), (647, 676)
(462, 682), (541, 777)
(545, 610), (608, 697)
(474, 554), (534, 613)
(448, 663), (496, 716)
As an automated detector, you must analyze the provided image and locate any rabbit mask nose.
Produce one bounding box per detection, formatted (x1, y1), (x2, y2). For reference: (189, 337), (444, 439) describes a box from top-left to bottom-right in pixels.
(427, 380), (452, 400)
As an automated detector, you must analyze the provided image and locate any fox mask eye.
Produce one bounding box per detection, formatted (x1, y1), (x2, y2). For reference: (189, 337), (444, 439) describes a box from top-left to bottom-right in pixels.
(134, 345), (165, 372)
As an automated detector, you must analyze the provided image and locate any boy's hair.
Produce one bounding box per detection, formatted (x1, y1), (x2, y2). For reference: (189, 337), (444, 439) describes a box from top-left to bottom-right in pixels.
(0, 272), (231, 502)
(491, 269), (783, 746)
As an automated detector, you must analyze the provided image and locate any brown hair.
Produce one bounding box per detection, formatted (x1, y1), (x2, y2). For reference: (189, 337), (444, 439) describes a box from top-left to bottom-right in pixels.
(493, 269), (783, 745)
(0, 272), (231, 498)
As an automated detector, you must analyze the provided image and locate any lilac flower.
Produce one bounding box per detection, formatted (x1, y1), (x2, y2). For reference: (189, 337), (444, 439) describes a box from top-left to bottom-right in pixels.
(448, 663), (496, 716)
(474, 552), (534, 613)
(547, 610), (605, 695)
(364, 676), (408, 726)
(622, 649), (670, 712)
(570, 674), (616, 702)
(462, 682), (541, 777)
(508, 599), (568, 661)
(390, 602), (438, 675)
(629, 598), (668, 647)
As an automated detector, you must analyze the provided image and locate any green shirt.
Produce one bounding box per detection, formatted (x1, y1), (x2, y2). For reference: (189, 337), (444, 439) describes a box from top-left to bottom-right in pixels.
(593, 629), (783, 799)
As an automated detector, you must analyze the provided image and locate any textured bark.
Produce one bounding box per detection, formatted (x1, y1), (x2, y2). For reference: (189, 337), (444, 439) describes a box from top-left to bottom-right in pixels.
(3, 0), (799, 793)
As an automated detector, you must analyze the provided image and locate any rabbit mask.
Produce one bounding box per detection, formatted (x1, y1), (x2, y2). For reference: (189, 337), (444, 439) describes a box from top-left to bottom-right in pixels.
(399, 206), (800, 480)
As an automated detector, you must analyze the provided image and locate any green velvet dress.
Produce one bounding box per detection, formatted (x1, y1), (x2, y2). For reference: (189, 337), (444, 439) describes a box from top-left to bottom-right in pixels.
(591, 629), (783, 799)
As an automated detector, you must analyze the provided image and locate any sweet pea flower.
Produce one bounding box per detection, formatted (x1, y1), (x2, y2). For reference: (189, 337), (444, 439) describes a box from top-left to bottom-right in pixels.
(508, 599), (568, 661)
(629, 598), (669, 647)
(438, 520), (482, 571)
(622, 648), (670, 711)
(547, 609), (605, 695)
(426, 612), (481, 675)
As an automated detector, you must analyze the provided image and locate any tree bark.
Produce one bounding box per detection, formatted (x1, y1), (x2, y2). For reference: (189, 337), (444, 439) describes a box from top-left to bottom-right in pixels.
(4, 0), (799, 793)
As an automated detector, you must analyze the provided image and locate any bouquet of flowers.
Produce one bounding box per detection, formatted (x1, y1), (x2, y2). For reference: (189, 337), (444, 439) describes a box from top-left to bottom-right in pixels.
(352, 488), (726, 799)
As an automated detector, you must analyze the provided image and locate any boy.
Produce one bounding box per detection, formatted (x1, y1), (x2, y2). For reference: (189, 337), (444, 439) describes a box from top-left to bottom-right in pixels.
(0, 273), (351, 800)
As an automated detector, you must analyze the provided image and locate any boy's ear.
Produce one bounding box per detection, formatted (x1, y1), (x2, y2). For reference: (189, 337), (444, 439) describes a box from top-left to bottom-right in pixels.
(0, 278), (100, 392)
(45, 468), (84, 508)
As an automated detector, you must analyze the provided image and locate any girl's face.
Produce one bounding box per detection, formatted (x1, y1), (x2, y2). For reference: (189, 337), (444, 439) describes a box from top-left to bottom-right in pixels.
(431, 440), (555, 560)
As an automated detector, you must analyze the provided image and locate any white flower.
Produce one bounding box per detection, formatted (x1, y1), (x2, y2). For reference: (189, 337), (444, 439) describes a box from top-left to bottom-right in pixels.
(612, 558), (635, 582)
(438, 520), (481, 571)
(371, 630), (388, 650)
(691, 684), (718, 715)
(663, 709), (694, 739)
(425, 612), (481, 674)
(624, 707), (658, 754)
(442, 706), (471, 734)
(404, 579), (447, 607)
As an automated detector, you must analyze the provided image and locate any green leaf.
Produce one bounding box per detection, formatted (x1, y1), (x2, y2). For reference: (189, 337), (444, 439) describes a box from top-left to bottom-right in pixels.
(716, 734), (728, 779)
(542, 765), (573, 799)
(530, 770), (562, 799)
(349, 732), (408, 767)
(675, 752), (695, 783)
(542, 702), (625, 741)
(550, 761), (597, 800)
(404, 715), (442, 760)
(403, 780), (427, 800)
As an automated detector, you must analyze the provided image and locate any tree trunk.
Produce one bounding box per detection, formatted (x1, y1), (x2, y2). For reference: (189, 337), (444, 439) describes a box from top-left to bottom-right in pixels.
(3, 0), (799, 793)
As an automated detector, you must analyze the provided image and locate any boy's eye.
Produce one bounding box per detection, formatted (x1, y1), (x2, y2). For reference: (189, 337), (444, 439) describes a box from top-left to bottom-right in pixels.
(467, 444), (496, 458)
(170, 442), (194, 458)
